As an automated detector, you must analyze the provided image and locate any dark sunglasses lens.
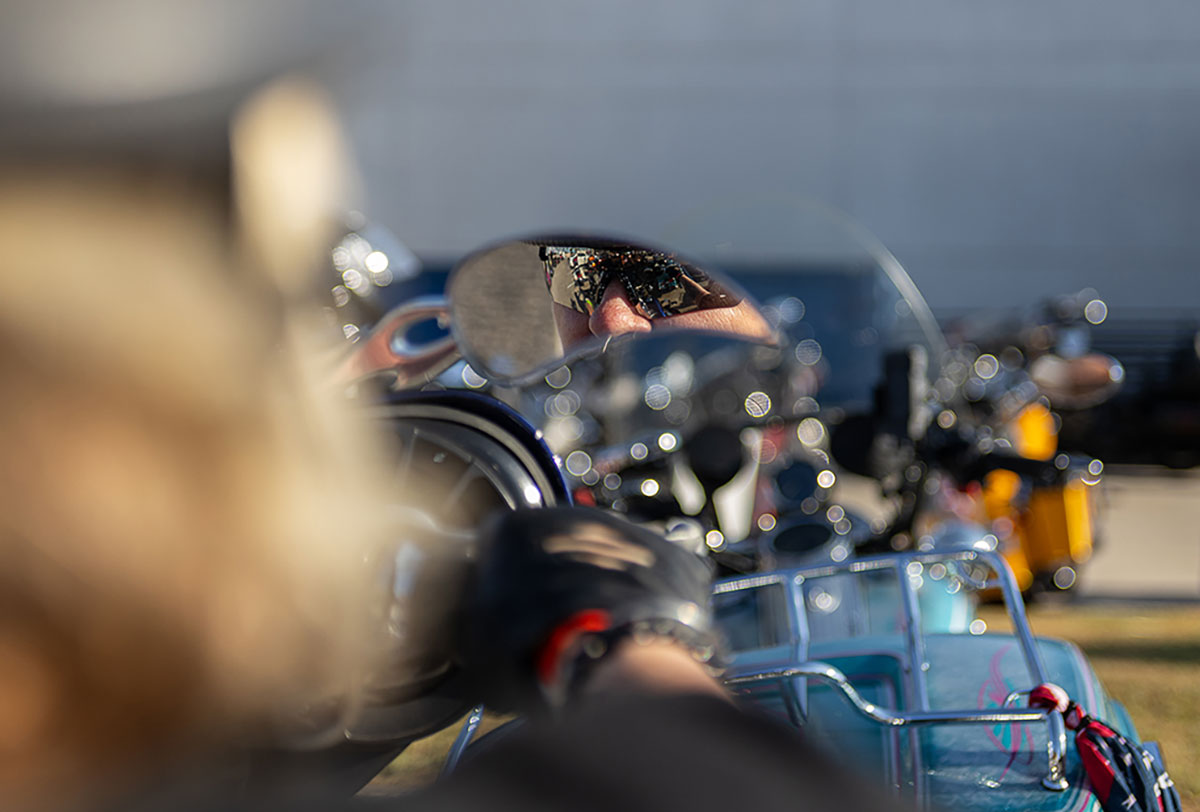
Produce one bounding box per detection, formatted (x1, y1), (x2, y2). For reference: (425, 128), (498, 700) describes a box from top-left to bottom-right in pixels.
(621, 256), (739, 317)
(542, 245), (739, 317)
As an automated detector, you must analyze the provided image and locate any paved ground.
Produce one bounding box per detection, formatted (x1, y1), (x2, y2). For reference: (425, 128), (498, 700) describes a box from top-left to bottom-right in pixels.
(1080, 468), (1200, 601)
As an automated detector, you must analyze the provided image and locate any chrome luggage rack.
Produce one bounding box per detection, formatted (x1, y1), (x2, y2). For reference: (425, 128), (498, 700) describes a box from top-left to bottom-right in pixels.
(717, 549), (1070, 792)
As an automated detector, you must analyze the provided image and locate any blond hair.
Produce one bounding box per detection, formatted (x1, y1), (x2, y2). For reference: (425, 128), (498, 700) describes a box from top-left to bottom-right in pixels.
(0, 139), (389, 808)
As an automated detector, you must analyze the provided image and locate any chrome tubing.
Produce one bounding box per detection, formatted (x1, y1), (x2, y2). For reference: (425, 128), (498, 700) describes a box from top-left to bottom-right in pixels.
(717, 549), (1070, 792)
(895, 559), (931, 711)
(725, 659), (1067, 788)
(725, 661), (1049, 726)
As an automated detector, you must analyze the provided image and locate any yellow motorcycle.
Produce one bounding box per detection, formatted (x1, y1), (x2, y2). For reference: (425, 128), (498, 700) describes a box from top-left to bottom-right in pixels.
(952, 293), (1122, 594)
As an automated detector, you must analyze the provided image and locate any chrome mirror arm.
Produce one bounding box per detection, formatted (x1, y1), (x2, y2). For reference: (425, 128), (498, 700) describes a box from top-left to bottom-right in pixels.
(337, 297), (461, 389)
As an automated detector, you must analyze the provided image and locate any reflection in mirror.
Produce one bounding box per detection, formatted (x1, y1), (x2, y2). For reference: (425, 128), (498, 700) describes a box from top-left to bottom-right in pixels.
(447, 234), (775, 384)
(530, 331), (790, 453)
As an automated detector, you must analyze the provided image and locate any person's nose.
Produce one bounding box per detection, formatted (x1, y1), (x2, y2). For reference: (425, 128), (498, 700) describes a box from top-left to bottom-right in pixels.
(589, 282), (653, 338)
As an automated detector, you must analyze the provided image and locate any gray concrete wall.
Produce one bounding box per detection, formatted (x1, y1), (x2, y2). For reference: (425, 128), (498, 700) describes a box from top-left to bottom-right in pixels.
(335, 1), (1200, 316)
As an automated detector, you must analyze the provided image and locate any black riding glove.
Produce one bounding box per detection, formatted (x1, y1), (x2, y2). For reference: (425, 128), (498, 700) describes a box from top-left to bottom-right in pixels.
(459, 506), (716, 713)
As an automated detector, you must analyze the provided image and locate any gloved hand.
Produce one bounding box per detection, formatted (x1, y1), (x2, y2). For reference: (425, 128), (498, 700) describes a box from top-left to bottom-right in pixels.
(459, 506), (716, 713)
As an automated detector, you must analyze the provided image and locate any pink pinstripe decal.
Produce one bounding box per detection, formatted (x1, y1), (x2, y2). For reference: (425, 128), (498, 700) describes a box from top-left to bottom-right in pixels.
(977, 644), (1035, 781)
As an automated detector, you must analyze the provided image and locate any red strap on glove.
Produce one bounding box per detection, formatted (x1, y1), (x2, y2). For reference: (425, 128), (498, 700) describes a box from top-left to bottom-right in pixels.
(535, 609), (613, 689)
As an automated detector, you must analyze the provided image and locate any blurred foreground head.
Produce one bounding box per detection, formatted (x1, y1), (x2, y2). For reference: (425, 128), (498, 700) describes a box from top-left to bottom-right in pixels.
(0, 6), (392, 808)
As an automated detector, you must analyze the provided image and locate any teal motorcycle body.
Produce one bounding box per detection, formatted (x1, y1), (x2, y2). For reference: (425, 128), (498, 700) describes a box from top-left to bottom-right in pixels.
(716, 549), (1141, 812)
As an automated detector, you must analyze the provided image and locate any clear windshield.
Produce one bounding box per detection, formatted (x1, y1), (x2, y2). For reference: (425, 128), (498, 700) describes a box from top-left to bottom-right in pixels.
(662, 198), (946, 418)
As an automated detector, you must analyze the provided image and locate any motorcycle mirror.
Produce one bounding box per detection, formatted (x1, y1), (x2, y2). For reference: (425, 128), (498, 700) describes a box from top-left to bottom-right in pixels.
(446, 233), (777, 385)
(1028, 352), (1125, 409)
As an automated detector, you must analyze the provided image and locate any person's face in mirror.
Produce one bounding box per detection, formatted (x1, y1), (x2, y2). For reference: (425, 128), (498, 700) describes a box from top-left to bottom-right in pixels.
(546, 251), (773, 351)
